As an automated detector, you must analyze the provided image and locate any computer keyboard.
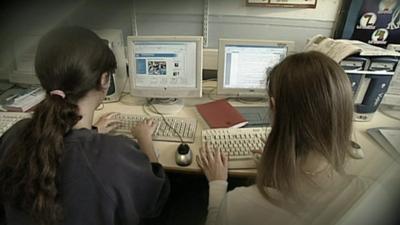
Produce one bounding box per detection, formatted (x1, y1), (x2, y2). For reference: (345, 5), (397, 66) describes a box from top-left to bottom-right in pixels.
(235, 106), (271, 127)
(112, 113), (197, 143)
(0, 112), (31, 137)
(202, 127), (271, 169)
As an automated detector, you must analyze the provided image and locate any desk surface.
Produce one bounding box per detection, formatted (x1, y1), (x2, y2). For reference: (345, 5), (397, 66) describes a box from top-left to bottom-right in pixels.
(94, 95), (400, 179)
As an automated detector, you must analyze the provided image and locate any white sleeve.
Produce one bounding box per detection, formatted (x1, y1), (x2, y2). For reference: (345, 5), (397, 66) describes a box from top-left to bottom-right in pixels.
(205, 180), (228, 225)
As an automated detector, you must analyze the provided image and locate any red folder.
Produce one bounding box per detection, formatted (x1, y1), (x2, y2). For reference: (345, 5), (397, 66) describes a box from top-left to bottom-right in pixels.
(195, 99), (248, 128)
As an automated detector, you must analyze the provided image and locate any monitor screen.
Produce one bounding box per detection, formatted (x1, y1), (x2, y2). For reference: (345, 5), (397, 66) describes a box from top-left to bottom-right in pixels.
(217, 39), (294, 98)
(127, 36), (203, 98)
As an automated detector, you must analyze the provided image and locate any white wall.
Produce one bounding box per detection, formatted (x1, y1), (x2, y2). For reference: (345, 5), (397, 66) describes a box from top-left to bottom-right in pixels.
(135, 0), (342, 51)
(0, 0), (342, 80)
(0, 0), (133, 80)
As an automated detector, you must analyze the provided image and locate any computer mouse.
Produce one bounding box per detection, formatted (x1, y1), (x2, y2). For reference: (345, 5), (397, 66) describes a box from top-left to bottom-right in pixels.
(175, 143), (192, 166)
(350, 141), (365, 159)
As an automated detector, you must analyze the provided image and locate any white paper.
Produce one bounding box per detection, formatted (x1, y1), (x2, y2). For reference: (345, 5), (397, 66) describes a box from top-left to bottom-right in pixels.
(304, 34), (400, 63)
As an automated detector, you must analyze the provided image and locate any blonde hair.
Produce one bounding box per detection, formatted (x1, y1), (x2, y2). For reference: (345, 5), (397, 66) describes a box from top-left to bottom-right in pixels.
(256, 51), (354, 204)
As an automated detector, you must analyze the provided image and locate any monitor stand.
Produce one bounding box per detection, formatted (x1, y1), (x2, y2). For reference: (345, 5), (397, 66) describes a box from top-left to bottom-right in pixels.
(148, 98), (184, 115)
(235, 97), (267, 103)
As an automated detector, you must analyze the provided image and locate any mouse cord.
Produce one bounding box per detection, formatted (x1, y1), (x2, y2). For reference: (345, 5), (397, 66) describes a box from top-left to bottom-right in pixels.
(146, 99), (185, 144)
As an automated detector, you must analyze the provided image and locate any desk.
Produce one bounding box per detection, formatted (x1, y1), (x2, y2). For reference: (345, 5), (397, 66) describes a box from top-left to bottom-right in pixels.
(94, 95), (400, 179)
(348, 110), (400, 179)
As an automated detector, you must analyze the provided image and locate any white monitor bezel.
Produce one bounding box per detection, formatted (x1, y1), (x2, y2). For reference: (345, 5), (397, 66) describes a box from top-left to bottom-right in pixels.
(94, 29), (127, 102)
(127, 35), (203, 98)
(217, 38), (295, 98)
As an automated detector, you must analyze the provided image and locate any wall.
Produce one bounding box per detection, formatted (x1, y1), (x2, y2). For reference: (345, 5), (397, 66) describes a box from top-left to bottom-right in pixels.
(135, 0), (342, 51)
(0, 0), (133, 81)
(0, 0), (342, 80)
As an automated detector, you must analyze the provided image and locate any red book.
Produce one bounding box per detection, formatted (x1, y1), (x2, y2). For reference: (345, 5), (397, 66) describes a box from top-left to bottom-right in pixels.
(196, 99), (248, 128)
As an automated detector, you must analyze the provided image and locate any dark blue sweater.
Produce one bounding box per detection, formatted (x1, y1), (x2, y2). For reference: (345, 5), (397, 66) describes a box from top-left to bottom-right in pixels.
(0, 120), (170, 225)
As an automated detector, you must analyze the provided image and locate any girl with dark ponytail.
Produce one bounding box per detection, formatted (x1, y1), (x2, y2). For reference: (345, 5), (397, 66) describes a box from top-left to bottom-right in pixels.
(0, 26), (169, 225)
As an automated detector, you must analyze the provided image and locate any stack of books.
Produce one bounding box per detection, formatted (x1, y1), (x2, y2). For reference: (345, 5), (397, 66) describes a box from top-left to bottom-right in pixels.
(195, 99), (248, 128)
(0, 87), (45, 112)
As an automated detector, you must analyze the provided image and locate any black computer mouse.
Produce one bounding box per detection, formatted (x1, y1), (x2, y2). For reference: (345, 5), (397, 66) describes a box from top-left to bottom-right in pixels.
(175, 143), (192, 166)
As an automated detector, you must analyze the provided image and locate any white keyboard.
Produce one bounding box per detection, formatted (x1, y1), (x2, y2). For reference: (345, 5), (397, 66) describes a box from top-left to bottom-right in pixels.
(0, 112), (31, 137)
(202, 127), (271, 169)
(112, 113), (197, 143)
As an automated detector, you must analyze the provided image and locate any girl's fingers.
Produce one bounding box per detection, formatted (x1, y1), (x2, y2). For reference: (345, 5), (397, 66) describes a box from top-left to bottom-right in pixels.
(196, 155), (203, 169)
(221, 152), (228, 167)
(200, 148), (209, 165)
(206, 148), (214, 162)
(214, 149), (222, 163)
(107, 123), (120, 131)
(251, 149), (263, 155)
(106, 119), (121, 125)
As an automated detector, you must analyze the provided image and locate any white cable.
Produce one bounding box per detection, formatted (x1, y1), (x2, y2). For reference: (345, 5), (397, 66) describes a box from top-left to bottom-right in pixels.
(203, 0), (209, 47)
(131, 0), (138, 36)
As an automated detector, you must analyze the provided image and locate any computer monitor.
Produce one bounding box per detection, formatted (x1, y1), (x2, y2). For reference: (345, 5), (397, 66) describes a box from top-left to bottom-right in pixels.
(127, 36), (203, 114)
(9, 35), (41, 85)
(382, 44), (400, 107)
(217, 39), (294, 99)
(95, 29), (128, 103)
(9, 29), (128, 104)
(380, 44), (400, 120)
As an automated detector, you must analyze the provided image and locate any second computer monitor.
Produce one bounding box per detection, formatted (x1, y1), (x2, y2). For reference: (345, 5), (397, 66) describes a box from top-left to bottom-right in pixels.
(127, 36), (203, 99)
(217, 39), (294, 98)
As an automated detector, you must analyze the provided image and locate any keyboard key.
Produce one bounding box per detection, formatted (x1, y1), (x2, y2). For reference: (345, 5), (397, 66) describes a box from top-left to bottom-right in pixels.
(112, 113), (197, 143)
(202, 127), (271, 169)
(0, 112), (32, 136)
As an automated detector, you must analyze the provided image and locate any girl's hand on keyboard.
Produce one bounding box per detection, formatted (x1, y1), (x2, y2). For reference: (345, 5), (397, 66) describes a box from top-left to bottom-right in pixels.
(251, 149), (263, 161)
(196, 147), (228, 182)
(94, 112), (121, 134)
(251, 149), (263, 155)
(132, 119), (157, 141)
(133, 119), (158, 162)
(251, 137), (266, 160)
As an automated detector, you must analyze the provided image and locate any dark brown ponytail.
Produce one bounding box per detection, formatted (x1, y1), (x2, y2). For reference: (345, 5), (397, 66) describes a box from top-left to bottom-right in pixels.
(0, 26), (116, 225)
(0, 95), (81, 224)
